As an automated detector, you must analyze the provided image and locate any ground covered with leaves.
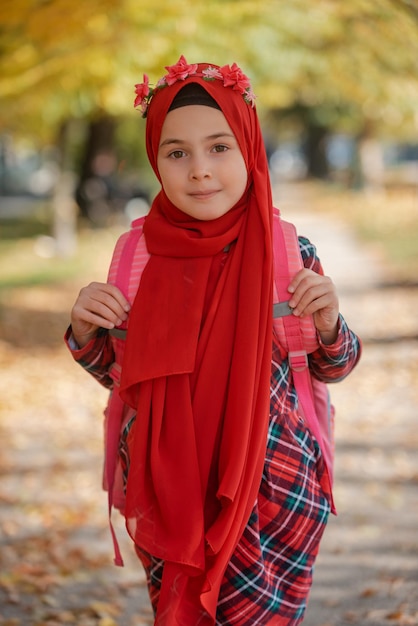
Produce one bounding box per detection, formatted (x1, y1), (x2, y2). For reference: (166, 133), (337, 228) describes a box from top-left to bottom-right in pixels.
(0, 191), (417, 625)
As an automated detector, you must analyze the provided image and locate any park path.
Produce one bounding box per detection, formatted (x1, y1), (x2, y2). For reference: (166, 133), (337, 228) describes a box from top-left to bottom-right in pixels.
(276, 183), (418, 626)
(0, 183), (417, 625)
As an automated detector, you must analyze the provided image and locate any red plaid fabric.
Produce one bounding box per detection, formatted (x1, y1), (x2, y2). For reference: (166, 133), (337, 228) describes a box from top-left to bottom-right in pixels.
(65, 236), (361, 624)
(214, 339), (331, 625)
(132, 340), (332, 625)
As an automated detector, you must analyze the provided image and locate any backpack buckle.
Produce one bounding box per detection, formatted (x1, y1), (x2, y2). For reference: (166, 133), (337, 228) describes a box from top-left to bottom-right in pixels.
(288, 350), (309, 372)
(109, 328), (127, 340)
(273, 301), (293, 318)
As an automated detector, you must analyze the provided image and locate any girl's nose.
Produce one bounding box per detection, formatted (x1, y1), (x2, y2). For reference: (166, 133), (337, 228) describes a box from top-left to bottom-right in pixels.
(189, 157), (212, 181)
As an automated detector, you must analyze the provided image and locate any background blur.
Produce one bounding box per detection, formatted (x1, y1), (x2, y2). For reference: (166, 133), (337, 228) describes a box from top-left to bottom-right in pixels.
(1, 0), (417, 237)
(1, 1), (417, 624)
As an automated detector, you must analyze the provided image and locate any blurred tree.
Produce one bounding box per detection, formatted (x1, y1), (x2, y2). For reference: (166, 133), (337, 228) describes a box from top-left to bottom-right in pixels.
(0, 0), (417, 186)
(1, 0), (418, 133)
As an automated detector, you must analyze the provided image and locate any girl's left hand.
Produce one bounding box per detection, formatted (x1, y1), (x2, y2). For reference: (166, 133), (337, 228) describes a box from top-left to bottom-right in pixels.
(287, 268), (339, 345)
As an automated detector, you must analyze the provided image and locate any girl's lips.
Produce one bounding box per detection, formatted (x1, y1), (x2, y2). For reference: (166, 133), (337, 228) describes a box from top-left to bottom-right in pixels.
(189, 190), (219, 200)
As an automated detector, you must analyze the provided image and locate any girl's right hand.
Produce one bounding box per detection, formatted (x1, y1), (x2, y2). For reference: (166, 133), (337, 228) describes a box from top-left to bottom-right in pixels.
(70, 282), (131, 348)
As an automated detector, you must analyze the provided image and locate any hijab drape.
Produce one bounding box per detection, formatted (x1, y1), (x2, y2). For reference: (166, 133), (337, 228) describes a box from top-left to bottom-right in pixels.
(119, 65), (274, 625)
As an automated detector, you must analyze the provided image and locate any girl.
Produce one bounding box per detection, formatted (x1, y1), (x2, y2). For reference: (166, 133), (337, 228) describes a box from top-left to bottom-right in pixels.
(66, 56), (361, 625)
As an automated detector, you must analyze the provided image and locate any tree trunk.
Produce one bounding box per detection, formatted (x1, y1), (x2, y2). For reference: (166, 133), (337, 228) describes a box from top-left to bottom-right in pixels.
(304, 123), (330, 180)
(75, 114), (118, 224)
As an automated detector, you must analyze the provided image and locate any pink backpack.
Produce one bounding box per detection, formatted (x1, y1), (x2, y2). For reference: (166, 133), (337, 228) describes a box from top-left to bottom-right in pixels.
(105, 208), (335, 565)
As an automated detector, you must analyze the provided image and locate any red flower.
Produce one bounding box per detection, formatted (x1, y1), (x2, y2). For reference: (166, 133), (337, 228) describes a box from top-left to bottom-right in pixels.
(134, 58), (256, 117)
(244, 89), (257, 107)
(164, 55), (198, 86)
(134, 74), (150, 110)
(202, 66), (223, 81)
(219, 63), (251, 94)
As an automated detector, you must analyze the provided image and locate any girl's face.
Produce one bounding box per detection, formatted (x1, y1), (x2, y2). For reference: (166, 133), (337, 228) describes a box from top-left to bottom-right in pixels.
(157, 105), (248, 221)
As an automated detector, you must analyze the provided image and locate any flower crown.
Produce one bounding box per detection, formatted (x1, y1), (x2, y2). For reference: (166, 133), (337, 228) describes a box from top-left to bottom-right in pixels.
(134, 55), (256, 118)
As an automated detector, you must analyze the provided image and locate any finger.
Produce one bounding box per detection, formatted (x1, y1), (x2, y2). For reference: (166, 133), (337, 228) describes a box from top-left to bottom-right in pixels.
(72, 289), (129, 329)
(293, 293), (334, 318)
(79, 284), (130, 320)
(289, 281), (337, 317)
(87, 297), (128, 327)
(104, 283), (131, 312)
(86, 282), (131, 312)
(71, 301), (119, 330)
(287, 268), (317, 294)
(288, 276), (327, 310)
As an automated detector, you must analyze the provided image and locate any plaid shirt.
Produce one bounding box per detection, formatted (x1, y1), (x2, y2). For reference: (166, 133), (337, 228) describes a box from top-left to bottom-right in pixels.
(65, 236), (361, 624)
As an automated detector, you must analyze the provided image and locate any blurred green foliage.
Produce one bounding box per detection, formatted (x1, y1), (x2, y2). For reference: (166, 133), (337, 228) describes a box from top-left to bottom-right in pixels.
(1, 1), (417, 279)
(1, 0), (418, 142)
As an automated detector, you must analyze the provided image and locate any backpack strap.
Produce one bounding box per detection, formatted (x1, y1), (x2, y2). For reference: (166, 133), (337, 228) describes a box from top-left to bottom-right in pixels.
(105, 216), (150, 565)
(273, 210), (335, 512)
(272, 211), (319, 354)
(108, 216), (150, 305)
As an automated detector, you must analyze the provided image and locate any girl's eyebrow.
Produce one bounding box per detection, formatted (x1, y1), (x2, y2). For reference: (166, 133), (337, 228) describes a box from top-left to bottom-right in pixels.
(159, 132), (236, 148)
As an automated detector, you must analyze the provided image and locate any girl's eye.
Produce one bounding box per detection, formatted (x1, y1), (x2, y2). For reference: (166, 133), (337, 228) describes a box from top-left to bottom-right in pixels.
(169, 150), (186, 159)
(212, 144), (228, 153)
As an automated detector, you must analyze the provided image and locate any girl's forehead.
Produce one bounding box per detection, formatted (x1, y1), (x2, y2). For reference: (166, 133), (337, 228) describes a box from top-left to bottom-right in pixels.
(159, 105), (236, 140)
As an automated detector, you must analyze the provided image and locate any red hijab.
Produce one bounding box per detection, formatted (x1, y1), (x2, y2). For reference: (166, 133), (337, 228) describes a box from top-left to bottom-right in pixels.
(120, 60), (273, 624)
